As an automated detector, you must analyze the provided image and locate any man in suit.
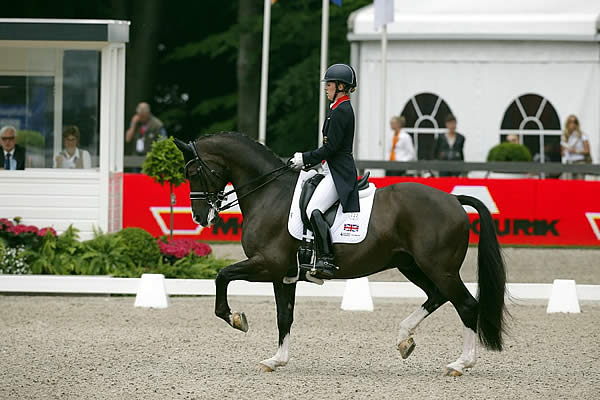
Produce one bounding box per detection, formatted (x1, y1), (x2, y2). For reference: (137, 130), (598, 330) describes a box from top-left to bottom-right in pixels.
(1, 126), (26, 170)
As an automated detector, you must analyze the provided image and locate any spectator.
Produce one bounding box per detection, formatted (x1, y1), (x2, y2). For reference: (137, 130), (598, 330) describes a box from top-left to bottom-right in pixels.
(54, 125), (92, 169)
(0, 126), (25, 170)
(125, 102), (166, 156)
(387, 116), (415, 176)
(432, 113), (465, 177)
(561, 114), (591, 180)
(506, 134), (519, 144)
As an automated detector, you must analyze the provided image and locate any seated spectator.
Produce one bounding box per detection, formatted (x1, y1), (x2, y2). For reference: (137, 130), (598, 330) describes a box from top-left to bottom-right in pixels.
(561, 114), (591, 179)
(0, 125), (25, 170)
(506, 134), (519, 144)
(432, 114), (465, 177)
(387, 116), (415, 176)
(54, 126), (92, 169)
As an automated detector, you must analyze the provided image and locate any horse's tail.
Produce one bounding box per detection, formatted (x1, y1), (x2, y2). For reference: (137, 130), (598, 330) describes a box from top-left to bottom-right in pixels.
(457, 195), (507, 351)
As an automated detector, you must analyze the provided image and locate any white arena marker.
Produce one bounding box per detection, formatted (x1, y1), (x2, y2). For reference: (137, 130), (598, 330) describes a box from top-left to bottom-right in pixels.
(546, 279), (580, 314)
(134, 274), (169, 309)
(341, 277), (374, 311)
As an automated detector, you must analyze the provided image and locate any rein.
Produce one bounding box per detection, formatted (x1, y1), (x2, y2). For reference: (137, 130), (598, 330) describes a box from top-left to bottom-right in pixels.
(185, 141), (293, 213)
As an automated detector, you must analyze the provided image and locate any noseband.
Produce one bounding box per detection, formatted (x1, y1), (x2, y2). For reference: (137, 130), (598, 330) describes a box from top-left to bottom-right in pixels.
(185, 141), (227, 212)
(185, 140), (292, 214)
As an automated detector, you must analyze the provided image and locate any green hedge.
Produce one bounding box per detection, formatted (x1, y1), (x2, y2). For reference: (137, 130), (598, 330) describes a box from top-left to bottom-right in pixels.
(0, 218), (230, 279)
(487, 142), (532, 162)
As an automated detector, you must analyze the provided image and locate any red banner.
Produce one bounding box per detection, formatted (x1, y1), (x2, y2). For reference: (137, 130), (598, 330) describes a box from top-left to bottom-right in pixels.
(123, 174), (600, 247)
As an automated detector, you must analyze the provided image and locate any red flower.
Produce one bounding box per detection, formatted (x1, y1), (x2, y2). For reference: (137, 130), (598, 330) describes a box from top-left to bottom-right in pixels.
(37, 227), (57, 237)
(158, 239), (212, 259)
(7, 224), (39, 235)
(0, 218), (14, 230)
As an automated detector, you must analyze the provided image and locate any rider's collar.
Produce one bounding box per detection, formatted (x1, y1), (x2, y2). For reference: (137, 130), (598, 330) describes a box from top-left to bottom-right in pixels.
(330, 95), (350, 110)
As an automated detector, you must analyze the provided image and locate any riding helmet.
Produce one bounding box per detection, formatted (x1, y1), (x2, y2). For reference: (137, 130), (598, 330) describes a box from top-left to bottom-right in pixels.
(322, 63), (357, 89)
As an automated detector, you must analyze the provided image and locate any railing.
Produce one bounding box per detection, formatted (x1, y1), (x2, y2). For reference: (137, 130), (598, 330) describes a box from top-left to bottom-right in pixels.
(125, 155), (600, 176)
(355, 160), (600, 176)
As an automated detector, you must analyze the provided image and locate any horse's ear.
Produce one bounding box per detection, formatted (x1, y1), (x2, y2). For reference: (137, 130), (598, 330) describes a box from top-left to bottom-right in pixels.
(173, 138), (194, 159)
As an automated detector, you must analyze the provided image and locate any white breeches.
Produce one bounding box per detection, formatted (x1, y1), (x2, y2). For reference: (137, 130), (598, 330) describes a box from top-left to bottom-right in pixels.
(306, 163), (339, 216)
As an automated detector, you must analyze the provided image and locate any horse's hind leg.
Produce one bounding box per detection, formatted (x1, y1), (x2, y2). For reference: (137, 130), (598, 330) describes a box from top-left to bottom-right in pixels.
(396, 264), (447, 359)
(431, 276), (479, 376)
(259, 281), (297, 372)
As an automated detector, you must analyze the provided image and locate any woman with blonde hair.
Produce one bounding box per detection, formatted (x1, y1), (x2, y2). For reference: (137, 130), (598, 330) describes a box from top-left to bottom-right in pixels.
(387, 115), (415, 176)
(561, 115), (591, 179)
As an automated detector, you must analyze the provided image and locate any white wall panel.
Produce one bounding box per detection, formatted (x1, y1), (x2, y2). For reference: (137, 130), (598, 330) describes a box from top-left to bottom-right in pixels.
(0, 170), (101, 240)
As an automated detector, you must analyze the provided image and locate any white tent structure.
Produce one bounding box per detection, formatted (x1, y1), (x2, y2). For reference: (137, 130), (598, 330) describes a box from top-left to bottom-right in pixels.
(348, 0), (600, 164)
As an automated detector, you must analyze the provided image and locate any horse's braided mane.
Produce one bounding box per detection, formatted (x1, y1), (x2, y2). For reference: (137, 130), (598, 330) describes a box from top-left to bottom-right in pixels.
(195, 131), (284, 166)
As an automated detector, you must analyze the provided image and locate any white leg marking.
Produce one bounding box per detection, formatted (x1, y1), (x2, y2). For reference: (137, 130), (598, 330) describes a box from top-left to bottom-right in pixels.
(396, 306), (429, 346)
(446, 327), (478, 373)
(260, 334), (290, 371)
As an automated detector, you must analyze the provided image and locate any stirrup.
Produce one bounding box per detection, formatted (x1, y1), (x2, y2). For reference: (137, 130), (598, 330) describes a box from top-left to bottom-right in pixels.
(311, 258), (338, 279)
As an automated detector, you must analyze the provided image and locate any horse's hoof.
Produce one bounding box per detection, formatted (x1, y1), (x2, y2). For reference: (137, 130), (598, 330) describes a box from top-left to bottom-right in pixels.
(231, 311), (249, 332)
(397, 337), (416, 359)
(444, 367), (463, 377)
(257, 363), (274, 373)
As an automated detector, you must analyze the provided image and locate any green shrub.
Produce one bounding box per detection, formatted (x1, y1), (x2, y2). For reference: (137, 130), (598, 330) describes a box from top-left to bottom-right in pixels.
(78, 229), (133, 275)
(1, 220), (231, 279)
(112, 253), (230, 279)
(142, 137), (186, 239)
(16, 130), (45, 148)
(487, 142), (532, 162)
(116, 227), (161, 268)
(28, 226), (81, 275)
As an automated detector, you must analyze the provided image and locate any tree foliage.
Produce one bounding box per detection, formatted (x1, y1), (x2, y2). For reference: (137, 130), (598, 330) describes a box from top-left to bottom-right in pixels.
(142, 137), (186, 187)
(160, 0), (370, 155)
(1, 0), (371, 156)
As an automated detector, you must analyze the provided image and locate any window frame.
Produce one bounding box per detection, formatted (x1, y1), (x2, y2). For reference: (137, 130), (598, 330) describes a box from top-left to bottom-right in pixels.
(401, 93), (453, 160)
(499, 94), (561, 163)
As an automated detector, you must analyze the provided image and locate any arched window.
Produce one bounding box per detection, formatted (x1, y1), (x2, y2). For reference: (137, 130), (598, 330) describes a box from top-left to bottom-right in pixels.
(400, 92), (454, 160)
(500, 94), (561, 163)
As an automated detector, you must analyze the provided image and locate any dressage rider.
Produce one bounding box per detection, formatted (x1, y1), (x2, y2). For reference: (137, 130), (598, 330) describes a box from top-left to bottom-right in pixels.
(290, 63), (360, 279)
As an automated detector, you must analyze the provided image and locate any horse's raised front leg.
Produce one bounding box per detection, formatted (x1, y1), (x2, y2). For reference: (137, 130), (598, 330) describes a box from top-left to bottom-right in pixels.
(258, 281), (297, 372)
(214, 257), (264, 332)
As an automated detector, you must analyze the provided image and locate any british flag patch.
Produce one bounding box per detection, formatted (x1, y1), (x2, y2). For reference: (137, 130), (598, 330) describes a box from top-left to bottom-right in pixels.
(343, 224), (359, 232)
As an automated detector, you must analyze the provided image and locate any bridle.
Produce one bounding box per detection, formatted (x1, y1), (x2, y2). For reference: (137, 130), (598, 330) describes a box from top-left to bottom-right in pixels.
(185, 141), (292, 215)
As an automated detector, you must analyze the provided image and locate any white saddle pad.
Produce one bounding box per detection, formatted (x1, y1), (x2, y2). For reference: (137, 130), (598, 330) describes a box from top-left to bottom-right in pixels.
(287, 170), (376, 244)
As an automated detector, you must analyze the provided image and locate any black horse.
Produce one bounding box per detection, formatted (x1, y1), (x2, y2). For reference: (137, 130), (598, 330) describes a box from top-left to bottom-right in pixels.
(174, 133), (506, 376)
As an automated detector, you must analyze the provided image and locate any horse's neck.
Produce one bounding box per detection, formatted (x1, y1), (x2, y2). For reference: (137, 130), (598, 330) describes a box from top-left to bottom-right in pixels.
(230, 162), (296, 217)
(206, 139), (293, 217)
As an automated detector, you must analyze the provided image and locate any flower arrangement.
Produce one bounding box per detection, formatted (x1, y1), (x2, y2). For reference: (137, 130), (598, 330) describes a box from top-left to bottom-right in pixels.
(0, 217), (57, 250)
(158, 238), (212, 260)
(0, 244), (29, 274)
(0, 217), (224, 279)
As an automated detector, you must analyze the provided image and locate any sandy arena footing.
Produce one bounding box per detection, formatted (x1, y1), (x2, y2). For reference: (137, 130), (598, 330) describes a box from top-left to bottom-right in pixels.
(1, 295), (599, 399)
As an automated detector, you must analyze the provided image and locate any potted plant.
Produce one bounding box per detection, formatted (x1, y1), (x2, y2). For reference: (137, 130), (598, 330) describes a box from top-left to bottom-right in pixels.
(486, 142), (532, 179)
(142, 137), (186, 239)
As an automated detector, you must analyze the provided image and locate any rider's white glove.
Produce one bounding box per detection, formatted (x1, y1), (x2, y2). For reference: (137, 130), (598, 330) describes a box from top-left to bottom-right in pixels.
(290, 152), (304, 170)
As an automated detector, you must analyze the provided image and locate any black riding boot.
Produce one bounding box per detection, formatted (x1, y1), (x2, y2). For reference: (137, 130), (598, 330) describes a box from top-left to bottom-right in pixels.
(309, 209), (338, 279)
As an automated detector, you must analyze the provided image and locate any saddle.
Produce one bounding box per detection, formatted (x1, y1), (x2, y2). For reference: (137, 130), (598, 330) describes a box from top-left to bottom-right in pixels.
(299, 171), (371, 227)
(284, 171), (371, 285)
